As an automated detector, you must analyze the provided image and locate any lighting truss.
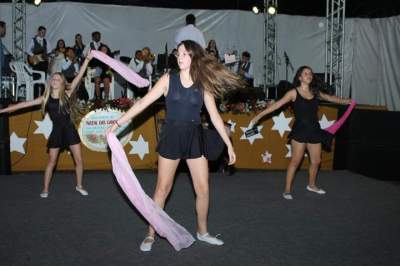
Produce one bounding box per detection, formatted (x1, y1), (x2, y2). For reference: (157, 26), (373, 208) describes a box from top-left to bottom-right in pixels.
(325, 0), (346, 97)
(12, 0), (26, 61)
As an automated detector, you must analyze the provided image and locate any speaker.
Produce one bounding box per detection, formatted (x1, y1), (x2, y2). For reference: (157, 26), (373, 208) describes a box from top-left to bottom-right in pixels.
(0, 98), (11, 175)
(334, 108), (400, 180)
(157, 54), (167, 73)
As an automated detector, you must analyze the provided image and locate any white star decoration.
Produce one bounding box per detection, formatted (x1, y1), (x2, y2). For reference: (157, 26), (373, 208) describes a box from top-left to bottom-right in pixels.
(129, 134), (149, 160)
(34, 114), (53, 139)
(272, 112), (292, 137)
(285, 144), (292, 158)
(261, 150), (272, 163)
(227, 120), (236, 133)
(319, 114), (335, 129)
(10, 132), (27, 154)
(240, 125), (263, 145)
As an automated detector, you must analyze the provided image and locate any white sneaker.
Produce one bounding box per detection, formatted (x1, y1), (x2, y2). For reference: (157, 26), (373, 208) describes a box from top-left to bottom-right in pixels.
(306, 185), (326, 194)
(40, 192), (48, 198)
(140, 236), (155, 252)
(282, 192), (293, 200)
(196, 232), (224, 246)
(75, 186), (89, 196)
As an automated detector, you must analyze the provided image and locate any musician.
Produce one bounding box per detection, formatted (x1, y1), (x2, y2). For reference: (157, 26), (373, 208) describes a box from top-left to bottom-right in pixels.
(27, 26), (52, 74)
(233, 51), (254, 87)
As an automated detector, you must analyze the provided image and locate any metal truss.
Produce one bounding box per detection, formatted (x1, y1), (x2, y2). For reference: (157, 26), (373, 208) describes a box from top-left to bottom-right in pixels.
(325, 0), (345, 97)
(263, 0), (277, 97)
(12, 0), (26, 62)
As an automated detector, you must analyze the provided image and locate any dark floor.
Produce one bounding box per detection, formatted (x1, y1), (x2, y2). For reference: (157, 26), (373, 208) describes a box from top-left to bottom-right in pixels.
(0, 169), (399, 266)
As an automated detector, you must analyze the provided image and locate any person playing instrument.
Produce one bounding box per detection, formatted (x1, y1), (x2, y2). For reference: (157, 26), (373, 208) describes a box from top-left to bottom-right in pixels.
(249, 66), (352, 200)
(0, 55), (93, 198)
(27, 26), (52, 73)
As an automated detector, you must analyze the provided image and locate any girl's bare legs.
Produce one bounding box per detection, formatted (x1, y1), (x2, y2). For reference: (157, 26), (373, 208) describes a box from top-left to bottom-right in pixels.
(284, 140), (306, 193)
(69, 143), (84, 188)
(144, 155), (180, 242)
(306, 143), (322, 189)
(42, 148), (60, 193)
(186, 156), (209, 235)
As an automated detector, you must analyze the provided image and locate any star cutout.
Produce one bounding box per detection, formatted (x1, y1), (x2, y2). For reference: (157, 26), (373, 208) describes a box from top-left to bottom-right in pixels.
(272, 112), (292, 137)
(34, 114), (53, 139)
(227, 120), (236, 133)
(261, 150), (272, 163)
(285, 144), (292, 158)
(10, 132), (27, 154)
(129, 134), (149, 160)
(319, 114), (335, 129)
(240, 125), (263, 145)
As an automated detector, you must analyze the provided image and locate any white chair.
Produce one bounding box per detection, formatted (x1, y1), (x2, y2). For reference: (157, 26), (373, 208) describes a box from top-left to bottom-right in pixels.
(9, 61), (47, 101)
(84, 68), (115, 100)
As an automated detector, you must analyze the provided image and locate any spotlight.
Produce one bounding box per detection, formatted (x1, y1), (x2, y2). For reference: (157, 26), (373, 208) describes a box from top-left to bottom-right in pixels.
(267, 5), (277, 15)
(252, 6), (260, 14)
(34, 0), (42, 6)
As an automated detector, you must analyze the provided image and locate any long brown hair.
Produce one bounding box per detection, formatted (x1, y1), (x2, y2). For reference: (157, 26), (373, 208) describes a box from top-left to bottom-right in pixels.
(178, 40), (245, 98)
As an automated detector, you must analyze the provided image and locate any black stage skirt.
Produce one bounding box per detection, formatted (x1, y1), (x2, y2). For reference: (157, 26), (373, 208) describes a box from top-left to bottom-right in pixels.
(288, 124), (333, 152)
(156, 119), (225, 160)
(47, 123), (81, 149)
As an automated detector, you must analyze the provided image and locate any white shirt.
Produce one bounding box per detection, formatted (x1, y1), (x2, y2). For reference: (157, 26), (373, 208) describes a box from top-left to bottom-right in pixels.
(83, 41), (101, 56)
(128, 58), (153, 77)
(233, 61), (254, 79)
(61, 58), (80, 74)
(27, 36), (52, 56)
(175, 24), (206, 48)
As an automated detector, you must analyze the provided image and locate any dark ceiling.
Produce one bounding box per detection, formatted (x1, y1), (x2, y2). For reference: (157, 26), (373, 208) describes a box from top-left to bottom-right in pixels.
(1, 0), (400, 18)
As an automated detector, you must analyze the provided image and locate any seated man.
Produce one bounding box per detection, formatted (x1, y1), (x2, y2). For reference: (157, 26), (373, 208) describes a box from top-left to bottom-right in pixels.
(234, 51), (254, 87)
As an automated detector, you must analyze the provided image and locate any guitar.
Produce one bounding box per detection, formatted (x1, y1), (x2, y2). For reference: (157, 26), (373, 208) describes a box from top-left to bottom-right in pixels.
(27, 53), (50, 66)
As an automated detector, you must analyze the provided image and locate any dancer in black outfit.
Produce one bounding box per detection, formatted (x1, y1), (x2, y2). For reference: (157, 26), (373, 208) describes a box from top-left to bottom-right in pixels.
(0, 55), (93, 198)
(108, 40), (244, 251)
(249, 66), (352, 200)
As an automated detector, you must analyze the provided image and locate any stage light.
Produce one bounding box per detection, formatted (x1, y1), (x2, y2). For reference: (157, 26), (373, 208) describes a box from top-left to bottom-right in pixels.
(252, 6), (260, 14)
(267, 5), (277, 15)
(34, 0), (42, 6)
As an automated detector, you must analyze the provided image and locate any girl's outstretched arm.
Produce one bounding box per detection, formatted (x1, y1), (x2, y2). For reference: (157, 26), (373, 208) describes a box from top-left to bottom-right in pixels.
(67, 54), (92, 96)
(0, 96), (44, 114)
(319, 92), (352, 105)
(107, 73), (169, 134)
(249, 89), (296, 127)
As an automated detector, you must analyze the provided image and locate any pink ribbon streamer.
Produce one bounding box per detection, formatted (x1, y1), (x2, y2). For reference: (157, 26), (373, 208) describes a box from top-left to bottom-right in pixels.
(90, 50), (150, 88)
(325, 100), (356, 135)
(106, 133), (195, 251)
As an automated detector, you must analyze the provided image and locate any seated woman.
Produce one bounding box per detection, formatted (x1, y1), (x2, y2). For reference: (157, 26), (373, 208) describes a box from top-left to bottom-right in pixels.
(206, 40), (220, 61)
(50, 39), (66, 75)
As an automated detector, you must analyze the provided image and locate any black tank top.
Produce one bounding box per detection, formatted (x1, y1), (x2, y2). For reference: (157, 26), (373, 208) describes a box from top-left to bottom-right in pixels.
(292, 88), (320, 129)
(165, 73), (203, 123)
(45, 95), (73, 127)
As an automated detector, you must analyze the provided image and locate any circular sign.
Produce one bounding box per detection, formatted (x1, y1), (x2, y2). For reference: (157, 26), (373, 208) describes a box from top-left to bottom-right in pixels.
(78, 109), (133, 152)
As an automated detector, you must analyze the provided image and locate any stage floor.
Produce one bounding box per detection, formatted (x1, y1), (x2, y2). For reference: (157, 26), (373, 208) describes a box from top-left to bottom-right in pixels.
(1, 170), (399, 266)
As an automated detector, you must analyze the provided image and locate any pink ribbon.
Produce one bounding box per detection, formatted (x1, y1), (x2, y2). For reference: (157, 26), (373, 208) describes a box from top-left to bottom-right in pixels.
(90, 50), (150, 88)
(106, 133), (195, 251)
(325, 100), (356, 135)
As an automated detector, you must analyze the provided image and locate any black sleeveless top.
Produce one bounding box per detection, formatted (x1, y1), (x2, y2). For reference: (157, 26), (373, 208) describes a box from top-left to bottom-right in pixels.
(165, 73), (203, 124)
(45, 95), (80, 148)
(288, 89), (323, 144)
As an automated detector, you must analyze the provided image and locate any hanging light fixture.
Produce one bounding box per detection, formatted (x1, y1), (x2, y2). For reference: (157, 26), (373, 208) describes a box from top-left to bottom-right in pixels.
(34, 0), (42, 6)
(252, 6), (260, 14)
(267, 5), (277, 15)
